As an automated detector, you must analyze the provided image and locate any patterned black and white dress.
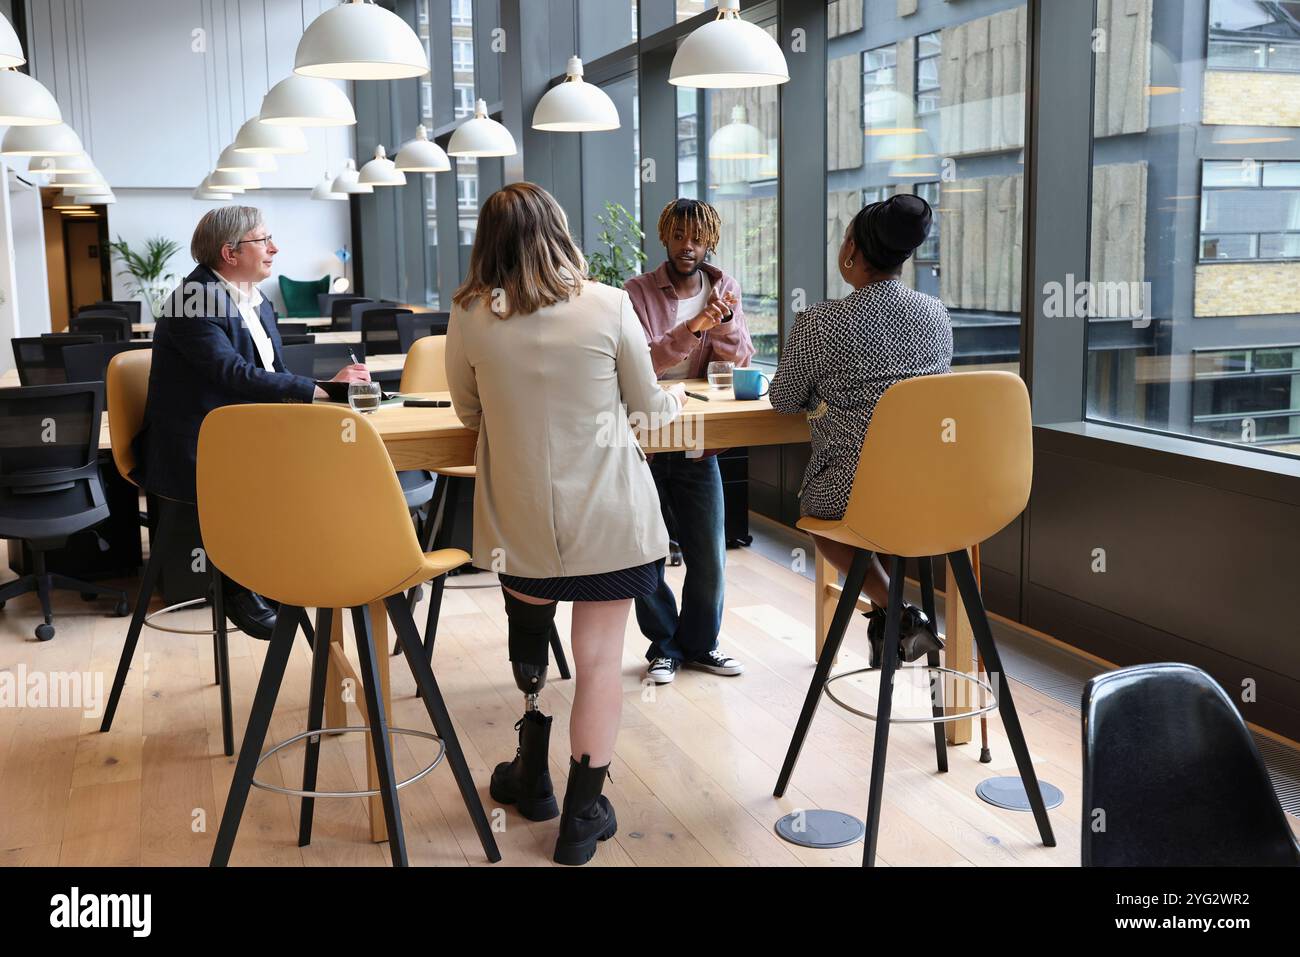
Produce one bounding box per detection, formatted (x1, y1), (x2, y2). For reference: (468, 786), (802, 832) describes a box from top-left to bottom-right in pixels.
(770, 279), (953, 520)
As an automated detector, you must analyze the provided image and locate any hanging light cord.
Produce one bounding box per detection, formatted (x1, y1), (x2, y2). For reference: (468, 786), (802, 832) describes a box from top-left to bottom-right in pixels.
(77, 0), (93, 153)
(236, 0), (247, 121)
(261, 0), (271, 92)
(61, 0), (75, 134)
(201, 0), (214, 164)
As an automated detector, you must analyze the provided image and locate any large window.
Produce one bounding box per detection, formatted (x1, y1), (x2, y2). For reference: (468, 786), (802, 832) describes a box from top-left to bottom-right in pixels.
(580, 73), (641, 268)
(827, 1), (1027, 374)
(1087, 0), (1300, 458)
(676, 13), (781, 364)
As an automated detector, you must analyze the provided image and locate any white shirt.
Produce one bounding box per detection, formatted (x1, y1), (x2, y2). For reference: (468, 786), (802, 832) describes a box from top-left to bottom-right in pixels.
(216, 272), (277, 372)
(662, 273), (712, 380)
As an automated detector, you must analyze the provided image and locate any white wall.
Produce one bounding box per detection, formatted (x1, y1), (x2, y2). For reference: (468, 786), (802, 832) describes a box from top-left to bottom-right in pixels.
(21, 0), (355, 314)
(9, 175), (49, 338)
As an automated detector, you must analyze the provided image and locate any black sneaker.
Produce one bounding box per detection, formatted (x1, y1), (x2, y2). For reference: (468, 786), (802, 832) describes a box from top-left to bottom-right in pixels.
(686, 649), (745, 676)
(646, 657), (679, 684)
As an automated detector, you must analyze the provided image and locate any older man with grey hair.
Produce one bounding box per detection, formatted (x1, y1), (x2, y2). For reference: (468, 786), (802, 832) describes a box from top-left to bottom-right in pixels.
(133, 205), (369, 637)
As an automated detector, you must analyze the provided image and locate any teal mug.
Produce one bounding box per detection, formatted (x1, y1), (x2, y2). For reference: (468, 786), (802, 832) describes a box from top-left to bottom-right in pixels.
(733, 367), (771, 400)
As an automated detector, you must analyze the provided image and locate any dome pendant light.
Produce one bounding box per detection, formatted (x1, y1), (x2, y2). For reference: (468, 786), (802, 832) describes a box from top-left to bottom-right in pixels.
(311, 171), (348, 200)
(0, 69), (63, 125)
(0, 14), (27, 69)
(1, 122), (82, 157)
(532, 57), (620, 132)
(210, 168), (260, 191)
(50, 169), (104, 190)
(395, 124), (450, 172)
(358, 144), (406, 186)
(669, 0), (790, 89)
(294, 0), (430, 81)
(71, 191), (118, 205)
(332, 158), (374, 194)
(708, 105), (766, 159)
(448, 99), (516, 158)
(27, 149), (94, 176)
(216, 145), (277, 173)
(232, 117), (309, 154)
(194, 183), (234, 201)
(260, 75), (356, 127)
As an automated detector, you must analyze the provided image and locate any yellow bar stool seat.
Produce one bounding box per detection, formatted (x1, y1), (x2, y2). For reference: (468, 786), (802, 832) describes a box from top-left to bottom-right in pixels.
(197, 402), (500, 867)
(774, 371), (1055, 866)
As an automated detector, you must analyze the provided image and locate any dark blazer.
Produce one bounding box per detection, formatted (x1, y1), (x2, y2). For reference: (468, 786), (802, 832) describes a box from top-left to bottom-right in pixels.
(133, 264), (317, 502)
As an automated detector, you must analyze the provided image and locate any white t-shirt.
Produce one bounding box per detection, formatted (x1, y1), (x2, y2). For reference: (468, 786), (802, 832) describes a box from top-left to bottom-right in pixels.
(216, 273), (277, 372)
(662, 273), (712, 380)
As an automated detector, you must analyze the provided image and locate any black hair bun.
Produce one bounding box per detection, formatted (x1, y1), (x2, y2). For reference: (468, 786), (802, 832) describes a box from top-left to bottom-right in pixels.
(877, 194), (932, 252)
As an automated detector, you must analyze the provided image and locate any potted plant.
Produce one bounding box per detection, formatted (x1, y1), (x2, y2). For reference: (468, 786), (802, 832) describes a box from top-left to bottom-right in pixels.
(107, 235), (184, 319)
(584, 202), (646, 289)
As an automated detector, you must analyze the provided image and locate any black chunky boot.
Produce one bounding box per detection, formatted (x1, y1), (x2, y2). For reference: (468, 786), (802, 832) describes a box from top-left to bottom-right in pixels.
(865, 603), (943, 669)
(553, 755), (617, 866)
(489, 711), (559, 821)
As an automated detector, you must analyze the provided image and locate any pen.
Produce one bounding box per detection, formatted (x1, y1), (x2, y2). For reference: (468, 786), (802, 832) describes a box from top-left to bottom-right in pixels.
(684, 390), (710, 402)
(347, 348), (360, 365)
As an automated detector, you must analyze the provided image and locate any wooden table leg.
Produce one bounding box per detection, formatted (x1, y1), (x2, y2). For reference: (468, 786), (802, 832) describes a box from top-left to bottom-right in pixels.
(813, 546), (838, 661)
(325, 608), (346, 729)
(364, 601), (392, 844)
(944, 549), (976, 745)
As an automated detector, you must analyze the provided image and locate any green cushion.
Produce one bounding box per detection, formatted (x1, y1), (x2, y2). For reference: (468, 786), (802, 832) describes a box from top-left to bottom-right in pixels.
(278, 274), (330, 318)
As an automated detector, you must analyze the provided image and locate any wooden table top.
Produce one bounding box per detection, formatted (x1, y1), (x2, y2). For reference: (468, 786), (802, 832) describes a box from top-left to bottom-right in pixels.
(132, 316), (333, 334)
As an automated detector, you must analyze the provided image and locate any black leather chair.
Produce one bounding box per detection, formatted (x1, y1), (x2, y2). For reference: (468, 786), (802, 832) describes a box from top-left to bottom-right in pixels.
(86, 300), (142, 326)
(62, 340), (151, 384)
(12, 335), (103, 386)
(279, 334), (316, 346)
(327, 296), (372, 331)
(70, 311), (132, 343)
(1081, 662), (1300, 866)
(396, 312), (450, 353)
(0, 382), (129, 640)
(359, 306), (413, 357)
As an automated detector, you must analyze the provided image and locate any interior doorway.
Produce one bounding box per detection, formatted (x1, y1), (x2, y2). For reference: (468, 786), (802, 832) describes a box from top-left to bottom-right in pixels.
(41, 188), (109, 332)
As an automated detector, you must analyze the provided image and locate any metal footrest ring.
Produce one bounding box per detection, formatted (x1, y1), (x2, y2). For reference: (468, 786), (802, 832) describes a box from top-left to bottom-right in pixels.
(823, 665), (998, 724)
(251, 726), (446, 798)
(143, 597), (243, 636)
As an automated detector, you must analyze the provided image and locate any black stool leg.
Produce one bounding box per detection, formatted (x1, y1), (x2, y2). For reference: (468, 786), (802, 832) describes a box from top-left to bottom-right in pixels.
(548, 624), (572, 680)
(422, 574), (447, 663)
(385, 594), (501, 863)
(298, 608), (334, 848)
(863, 556), (906, 867)
(774, 548), (871, 797)
(210, 606), (300, 867)
(351, 605), (408, 867)
(211, 571), (234, 757)
(947, 549), (1056, 848)
(101, 510), (173, 733)
(420, 476), (462, 654)
(917, 557), (948, 773)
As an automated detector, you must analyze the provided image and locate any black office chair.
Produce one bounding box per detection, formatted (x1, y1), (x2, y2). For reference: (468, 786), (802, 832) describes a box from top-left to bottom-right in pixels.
(279, 334), (316, 346)
(70, 312), (132, 343)
(1081, 662), (1300, 866)
(276, 321), (311, 338)
(281, 342), (366, 381)
(396, 312), (450, 353)
(12, 335), (104, 386)
(0, 383), (129, 640)
(328, 296), (372, 331)
(62, 340), (151, 384)
(359, 306), (413, 357)
(86, 300), (142, 326)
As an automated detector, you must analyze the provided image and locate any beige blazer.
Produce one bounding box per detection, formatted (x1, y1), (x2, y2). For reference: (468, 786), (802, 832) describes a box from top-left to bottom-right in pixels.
(445, 280), (681, 580)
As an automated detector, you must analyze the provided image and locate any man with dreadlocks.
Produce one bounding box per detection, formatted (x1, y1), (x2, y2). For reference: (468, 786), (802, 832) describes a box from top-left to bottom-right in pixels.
(624, 198), (755, 684)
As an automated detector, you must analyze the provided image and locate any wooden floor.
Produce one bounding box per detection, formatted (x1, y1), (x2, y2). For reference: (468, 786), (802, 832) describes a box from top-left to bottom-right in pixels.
(1, 544), (1293, 867)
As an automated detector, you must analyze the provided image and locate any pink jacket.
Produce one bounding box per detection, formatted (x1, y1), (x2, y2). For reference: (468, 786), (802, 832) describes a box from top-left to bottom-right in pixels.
(624, 260), (755, 378)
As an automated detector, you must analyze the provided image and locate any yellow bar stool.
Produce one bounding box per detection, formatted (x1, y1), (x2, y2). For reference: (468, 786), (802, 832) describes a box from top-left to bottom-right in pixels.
(98, 350), (261, 757)
(397, 335), (570, 678)
(774, 371), (1056, 866)
(197, 403), (500, 867)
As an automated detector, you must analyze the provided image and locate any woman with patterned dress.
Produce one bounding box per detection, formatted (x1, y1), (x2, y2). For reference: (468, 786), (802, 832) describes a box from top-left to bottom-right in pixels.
(770, 194), (953, 664)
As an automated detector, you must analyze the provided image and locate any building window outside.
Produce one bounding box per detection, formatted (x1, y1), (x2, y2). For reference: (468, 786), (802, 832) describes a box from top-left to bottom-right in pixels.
(1207, 0), (1300, 71)
(1200, 160), (1300, 261)
(915, 31), (941, 116)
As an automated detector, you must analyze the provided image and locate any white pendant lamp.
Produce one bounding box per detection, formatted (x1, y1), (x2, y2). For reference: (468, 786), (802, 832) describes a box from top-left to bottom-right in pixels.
(708, 105), (766, 159)
(26, 149), (94, 176)
(311, 171), (348, 200)
(294, 0), (429, 81)
(0, 14), (26, 69)
(216, 145), (277, 173)
(358, 145), (406, 186)
(448, 99), (516, 158)
(50, 168), (104, 190)
(669, 0), (789, 89)
(1, 122), (82, 157)
(71, 191), (117, 205)
(199, 173), (240, 195)
(210, 168), (260, 191)
(331, 159), (373, 194)
(193, 183), (234, 200)
(66, 181), (109, 197)
(232, 117), (309, 154)
(394, 124), (449, 172)
(0, 69), (62, 125)
(532, 57), (620, 132)
(259, 75), (356, 127)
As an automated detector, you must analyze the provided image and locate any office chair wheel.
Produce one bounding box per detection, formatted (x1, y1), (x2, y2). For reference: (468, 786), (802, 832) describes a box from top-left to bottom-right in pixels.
(113, 599), (130, 617)
(35, 622), (54, 641)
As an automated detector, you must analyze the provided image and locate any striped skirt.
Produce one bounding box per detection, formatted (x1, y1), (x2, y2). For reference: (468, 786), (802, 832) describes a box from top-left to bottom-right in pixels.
(498, 559), (663, 602)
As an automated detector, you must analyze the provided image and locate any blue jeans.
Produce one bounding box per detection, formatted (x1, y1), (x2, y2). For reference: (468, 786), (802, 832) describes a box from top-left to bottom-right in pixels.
(635, 453), (726, 664)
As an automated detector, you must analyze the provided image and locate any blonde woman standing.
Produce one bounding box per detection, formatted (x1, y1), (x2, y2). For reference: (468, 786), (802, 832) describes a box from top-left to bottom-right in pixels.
(445, 182), (685, 865)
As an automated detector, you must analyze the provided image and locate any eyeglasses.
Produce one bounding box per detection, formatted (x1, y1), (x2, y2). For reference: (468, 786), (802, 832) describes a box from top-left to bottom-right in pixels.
(230, 235), (273, 248)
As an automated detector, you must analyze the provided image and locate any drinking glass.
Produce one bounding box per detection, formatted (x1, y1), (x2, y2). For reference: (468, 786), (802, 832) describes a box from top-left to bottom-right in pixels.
(707, 360), (735, 391)
(348, 380), (382, 414)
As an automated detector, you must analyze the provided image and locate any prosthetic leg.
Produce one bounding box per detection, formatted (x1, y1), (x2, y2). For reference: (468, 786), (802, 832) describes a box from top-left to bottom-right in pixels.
(489, 591), (561, 821)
